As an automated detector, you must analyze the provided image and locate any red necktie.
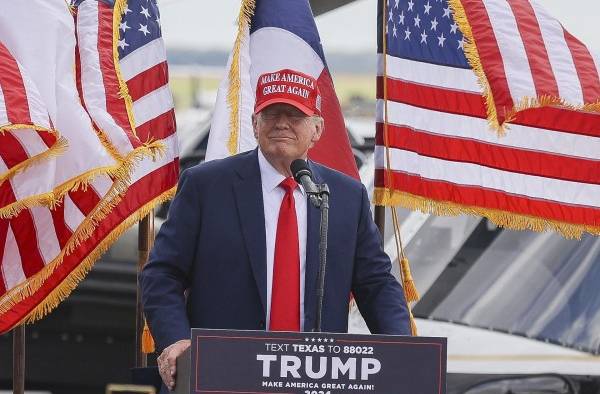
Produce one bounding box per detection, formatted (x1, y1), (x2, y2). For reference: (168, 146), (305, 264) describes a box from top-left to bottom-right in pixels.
(269, 177), (300, 331)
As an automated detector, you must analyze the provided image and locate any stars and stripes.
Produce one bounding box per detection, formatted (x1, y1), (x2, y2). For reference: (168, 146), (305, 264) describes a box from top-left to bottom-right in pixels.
(449, 0), (600, 128)
(376, 0), (600, 238)
(0, 0), (177, 334)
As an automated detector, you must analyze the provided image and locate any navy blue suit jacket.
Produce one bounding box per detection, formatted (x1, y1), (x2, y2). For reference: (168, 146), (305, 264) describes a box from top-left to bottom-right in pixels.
(141, 149), (410, 352)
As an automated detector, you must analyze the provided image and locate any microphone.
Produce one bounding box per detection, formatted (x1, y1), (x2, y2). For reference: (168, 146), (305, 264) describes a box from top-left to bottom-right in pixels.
(290, 159), (319, 194)
(290, 159), (321, 207)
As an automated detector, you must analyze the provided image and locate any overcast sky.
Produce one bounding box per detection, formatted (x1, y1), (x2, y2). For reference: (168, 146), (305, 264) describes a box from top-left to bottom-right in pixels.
(159, 0), (600, 53)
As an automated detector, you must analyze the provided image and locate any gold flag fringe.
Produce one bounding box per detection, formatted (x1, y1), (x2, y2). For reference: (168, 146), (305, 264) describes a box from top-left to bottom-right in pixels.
(448, 0), (600, 133)
(374, 187), (600, 240)
(142, 320), (155, 353)
(112, 0), (138, 137)
(0, 187), (177, 324)
(0, 124), (67, 185)
(226, 0), (256, 155)
(0, 139), (167, 320)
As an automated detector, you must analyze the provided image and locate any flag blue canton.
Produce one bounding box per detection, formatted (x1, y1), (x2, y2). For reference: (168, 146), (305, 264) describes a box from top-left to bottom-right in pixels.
(117, 0), (162, 59)
(386, 0), (469, 68)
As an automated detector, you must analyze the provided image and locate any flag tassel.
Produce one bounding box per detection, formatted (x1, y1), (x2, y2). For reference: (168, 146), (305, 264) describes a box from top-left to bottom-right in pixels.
(142, 320), (155, 354)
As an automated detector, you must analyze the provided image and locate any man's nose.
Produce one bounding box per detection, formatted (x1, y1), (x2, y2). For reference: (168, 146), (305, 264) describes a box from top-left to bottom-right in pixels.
(274, 112), (292, 126)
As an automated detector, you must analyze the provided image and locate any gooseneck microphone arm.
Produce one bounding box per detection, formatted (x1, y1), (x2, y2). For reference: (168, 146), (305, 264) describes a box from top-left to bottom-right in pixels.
(290, 159), (329, 333)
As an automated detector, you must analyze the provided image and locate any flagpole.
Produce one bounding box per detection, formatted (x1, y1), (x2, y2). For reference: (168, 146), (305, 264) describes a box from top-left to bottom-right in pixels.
(135, 213), (154, 367)
(12, 324), (25, 394)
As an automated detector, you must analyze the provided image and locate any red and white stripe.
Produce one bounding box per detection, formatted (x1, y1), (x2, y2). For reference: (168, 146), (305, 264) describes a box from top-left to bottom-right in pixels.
(0, 0), (177, 333)
(376, 51), (600, 230)
(459, 0), (600, 124)
(0, 40), (58, 188)
(76, 1), (142, 156)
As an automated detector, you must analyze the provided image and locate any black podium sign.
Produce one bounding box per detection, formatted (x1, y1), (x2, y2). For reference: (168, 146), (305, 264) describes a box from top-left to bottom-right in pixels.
(190, 329), (446, 394)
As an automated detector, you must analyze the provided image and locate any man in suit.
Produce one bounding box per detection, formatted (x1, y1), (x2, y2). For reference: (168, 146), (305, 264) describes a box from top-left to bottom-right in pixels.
(140, 68), (411, 390)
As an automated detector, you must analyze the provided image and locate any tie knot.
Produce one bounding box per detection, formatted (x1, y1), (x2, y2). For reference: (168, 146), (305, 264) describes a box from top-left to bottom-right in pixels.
(279, 177), (297, 193)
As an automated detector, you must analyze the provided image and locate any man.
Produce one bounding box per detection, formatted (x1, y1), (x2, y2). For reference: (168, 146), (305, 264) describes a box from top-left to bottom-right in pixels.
(140, 69), (411, 391)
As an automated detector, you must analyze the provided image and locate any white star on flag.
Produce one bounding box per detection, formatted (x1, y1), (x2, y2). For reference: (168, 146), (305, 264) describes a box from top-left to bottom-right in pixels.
(438, 32), (446, 46)
(430, 17), (438, 31)
(450, 22), (458, 34)
(140, 5), (150, 18)
(120, 21), (130, 32)
(117, 38), (128, 50)
(443, 6), (451, 18)
(424, 1), (432, 14)
(414, 14), (421, 27)
(420, 30), (428, 43)
(139, 23), (150, 36)
(404, 27), (411, 40)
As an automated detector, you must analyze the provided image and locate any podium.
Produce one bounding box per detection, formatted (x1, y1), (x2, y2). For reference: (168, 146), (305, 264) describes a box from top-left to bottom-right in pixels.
(172, 329), (446, 394)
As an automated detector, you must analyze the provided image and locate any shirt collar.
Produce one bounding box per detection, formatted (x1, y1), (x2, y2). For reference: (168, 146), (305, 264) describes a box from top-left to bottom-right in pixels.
(257, 148), (306, 196)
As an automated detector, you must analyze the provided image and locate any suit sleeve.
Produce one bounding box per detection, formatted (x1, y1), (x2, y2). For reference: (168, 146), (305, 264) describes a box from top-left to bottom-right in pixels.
(351, 185), (412, 335)
(140, 169), (200, 351)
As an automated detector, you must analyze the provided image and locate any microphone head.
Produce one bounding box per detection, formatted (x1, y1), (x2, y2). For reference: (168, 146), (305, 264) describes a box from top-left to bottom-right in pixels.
(290, 159), (312, 183)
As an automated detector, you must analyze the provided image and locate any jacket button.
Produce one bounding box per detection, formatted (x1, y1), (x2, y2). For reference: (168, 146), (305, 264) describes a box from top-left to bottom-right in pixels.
(259, 321), (265, 329)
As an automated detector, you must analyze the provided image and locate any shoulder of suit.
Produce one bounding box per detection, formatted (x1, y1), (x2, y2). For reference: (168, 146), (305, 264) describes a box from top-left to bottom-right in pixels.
(183, 150), (254, 181)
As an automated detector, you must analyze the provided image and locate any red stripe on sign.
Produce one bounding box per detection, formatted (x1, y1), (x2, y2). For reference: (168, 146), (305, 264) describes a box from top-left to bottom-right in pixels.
(0, 133), (30, 170)
(308, 71), (359, 179)
(0, 220), (9, 296)
(96, 2), (140, 149)
(50, 203), (73, 249)
(11, 209), (45, 277)
(0, 160), (179, 333)
(126, 62), (169, 102)
(379, 76), (600, 138)
(506, 0), (559, 98)
(0, 42), (31, 124)
(135, 108), (176, 142)
(375, 169), (600, 227)
(68, 188), (101, 216)
(461, 0), (514, 124)
(563, 30), (600, 104)
(376, 122), (600, 185)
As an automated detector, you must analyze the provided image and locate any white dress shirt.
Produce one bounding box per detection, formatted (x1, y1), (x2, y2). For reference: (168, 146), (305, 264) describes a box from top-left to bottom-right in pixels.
(258, 148), (307, 331)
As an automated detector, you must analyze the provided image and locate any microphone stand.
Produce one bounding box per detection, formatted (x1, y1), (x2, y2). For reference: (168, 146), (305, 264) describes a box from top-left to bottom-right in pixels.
(308, 184), (329, 333)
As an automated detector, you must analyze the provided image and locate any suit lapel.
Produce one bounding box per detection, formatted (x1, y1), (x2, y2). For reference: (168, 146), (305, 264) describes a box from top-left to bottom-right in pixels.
(303, 161), (325, 331)
(233, 150), (268, 315)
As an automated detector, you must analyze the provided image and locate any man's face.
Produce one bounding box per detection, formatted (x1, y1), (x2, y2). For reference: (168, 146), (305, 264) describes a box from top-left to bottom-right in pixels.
(252, 103), (323, 162)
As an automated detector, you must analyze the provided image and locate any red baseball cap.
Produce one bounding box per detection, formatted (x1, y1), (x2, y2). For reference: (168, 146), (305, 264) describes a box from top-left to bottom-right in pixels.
(254, 69), (322, 116)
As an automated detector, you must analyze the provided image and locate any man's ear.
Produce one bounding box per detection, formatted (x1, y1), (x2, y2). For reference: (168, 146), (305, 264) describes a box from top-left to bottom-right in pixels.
(312, 118), (324, 143)
(252, 113), (258, 139)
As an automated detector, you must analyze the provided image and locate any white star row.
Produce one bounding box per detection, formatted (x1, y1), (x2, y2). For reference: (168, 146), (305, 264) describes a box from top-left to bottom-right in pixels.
(304, 337), (335, 343)
(390, 26), (465, 49)
(391, 14), (459, 35)
(118, 22), (152, 38)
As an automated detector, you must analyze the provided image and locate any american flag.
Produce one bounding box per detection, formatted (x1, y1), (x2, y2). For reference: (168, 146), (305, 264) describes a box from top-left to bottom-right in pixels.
(375, 0), (600, 238)
(0, 0), (177, 334)
(451, 0), (600, 128)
